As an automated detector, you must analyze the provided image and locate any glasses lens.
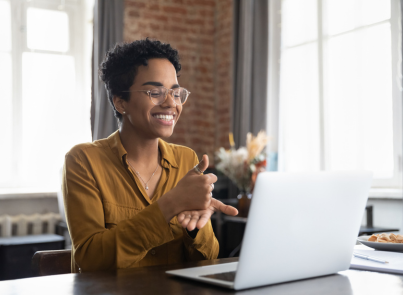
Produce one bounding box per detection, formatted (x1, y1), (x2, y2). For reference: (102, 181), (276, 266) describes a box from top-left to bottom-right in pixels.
(173, 88), (189, 105)
(172, 88), (182, 104)
(150, 88), (166, 105)
(179, 88), (189, 104)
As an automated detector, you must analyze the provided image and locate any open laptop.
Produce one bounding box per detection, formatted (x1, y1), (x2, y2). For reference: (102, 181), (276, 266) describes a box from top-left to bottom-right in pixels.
(166, 171), (373, 290)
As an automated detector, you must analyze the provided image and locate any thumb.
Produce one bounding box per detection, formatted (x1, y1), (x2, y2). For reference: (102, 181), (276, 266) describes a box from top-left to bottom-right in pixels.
(189, 154), (209, 175)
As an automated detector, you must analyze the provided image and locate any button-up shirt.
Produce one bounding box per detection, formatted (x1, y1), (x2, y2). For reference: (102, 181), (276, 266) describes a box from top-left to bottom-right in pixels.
(62, 130), (219, 273)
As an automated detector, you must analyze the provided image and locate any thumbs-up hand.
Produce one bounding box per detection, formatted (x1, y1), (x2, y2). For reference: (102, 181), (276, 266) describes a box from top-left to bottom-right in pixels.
(157, 154), (238, 226)
(170, 154), (216, 211)
(176, 154), (238, 231)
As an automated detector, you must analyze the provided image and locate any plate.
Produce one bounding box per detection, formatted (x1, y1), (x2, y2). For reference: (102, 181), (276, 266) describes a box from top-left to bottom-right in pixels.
(357, 235), (403, 252)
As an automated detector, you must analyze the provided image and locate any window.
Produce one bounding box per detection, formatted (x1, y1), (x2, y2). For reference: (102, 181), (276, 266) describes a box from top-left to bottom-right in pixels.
(276, 0), (402, 188)
(0, 0), (93, 193)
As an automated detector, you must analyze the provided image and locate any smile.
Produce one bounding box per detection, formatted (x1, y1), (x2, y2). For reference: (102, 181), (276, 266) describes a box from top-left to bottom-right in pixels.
(151, 112), (176, 126)
(152, 114), (174, 121)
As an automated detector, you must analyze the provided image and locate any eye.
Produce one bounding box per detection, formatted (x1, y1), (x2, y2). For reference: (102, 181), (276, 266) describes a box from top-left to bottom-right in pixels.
(150, 89), (162, 98)
(173, 89), (181, 98)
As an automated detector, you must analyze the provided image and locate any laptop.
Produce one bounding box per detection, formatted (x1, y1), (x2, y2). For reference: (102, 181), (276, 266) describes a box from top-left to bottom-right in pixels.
(166, 171), (373, 290)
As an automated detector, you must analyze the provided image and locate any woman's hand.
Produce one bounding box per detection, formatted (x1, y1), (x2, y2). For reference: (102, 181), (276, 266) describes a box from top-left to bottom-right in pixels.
(177, 198), (238, 231)
(157, 154), (235, 223)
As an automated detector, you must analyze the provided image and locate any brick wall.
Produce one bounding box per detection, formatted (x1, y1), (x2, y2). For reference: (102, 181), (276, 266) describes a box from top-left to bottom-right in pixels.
(124, 0), (232, 165)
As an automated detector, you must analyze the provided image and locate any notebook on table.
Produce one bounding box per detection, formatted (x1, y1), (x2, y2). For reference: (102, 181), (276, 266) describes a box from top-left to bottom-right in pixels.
(350, 249), (403, 275)
(166, 171), (373, 290)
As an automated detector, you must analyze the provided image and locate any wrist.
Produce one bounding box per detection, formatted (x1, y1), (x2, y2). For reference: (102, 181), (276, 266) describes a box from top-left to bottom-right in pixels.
(158, 191), (180, 222)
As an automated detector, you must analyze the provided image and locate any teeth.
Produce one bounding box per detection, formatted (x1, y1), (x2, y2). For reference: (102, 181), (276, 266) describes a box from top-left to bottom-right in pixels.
(153, 114), (174, 121)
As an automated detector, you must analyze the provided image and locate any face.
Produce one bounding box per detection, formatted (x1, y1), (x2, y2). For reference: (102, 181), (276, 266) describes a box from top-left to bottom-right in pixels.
(114, 58), (182, 139)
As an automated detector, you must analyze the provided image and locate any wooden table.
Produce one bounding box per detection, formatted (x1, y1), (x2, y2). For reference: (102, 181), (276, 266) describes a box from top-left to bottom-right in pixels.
(1, 257), (403, 295)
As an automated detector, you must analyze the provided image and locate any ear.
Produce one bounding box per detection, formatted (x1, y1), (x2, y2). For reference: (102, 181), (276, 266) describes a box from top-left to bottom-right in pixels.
(113, 96), (125, 115)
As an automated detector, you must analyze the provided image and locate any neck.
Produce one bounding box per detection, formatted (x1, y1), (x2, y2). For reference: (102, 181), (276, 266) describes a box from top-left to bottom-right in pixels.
(119, 122), (159, 167)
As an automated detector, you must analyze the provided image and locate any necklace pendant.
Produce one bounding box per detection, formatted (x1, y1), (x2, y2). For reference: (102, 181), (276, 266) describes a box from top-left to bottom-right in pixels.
(145, 185), (149, 190)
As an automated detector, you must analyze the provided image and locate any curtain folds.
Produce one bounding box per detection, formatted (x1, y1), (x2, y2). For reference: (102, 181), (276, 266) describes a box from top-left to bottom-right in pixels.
(232, 0), (269, 147)
(91, 0), (124, 141)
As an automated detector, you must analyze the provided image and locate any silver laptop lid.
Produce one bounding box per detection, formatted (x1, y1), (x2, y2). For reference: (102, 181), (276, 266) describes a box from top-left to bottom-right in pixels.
(234, 171), (372, 290)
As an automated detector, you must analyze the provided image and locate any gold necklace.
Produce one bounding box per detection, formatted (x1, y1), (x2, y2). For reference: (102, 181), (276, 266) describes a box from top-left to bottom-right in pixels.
(127, 159), (159, 190)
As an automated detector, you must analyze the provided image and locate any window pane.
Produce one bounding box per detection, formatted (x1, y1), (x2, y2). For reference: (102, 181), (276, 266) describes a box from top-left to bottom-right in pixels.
(326, 23), (393, 178)
(21, 53), (90, 189)
(0, 0), (12, 51)
(282, 0), (317, 47)
(325, 0), (390, 36)
(279, 44), (321, 171)
(27, 8), (69, 52)
(0, 53), (13, 186)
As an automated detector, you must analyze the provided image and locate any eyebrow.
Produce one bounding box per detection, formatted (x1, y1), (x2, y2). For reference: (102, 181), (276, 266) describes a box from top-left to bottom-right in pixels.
(142, 81), (180, 88)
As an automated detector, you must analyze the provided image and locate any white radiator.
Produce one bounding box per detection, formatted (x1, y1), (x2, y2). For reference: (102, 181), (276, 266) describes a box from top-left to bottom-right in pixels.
(0, 213), (62, 237)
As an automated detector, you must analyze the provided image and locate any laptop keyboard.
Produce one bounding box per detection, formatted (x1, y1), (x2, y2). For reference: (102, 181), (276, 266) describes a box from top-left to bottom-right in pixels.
(200, 271), (236, 282)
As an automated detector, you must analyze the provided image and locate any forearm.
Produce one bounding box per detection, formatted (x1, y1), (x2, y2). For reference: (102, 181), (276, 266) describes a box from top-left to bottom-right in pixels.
(71, 202), (174, 272)
(157, 191), (181, 223)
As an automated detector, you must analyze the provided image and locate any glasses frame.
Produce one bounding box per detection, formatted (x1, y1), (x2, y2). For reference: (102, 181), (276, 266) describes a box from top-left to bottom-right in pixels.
(121, 86), (190, 106)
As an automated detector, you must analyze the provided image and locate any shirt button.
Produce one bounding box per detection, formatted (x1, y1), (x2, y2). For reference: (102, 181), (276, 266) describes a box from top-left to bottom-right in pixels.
(151, 250), (156, 255)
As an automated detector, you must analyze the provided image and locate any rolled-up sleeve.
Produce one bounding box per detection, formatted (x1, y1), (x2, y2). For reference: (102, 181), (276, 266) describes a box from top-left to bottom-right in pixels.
(182, 221), (219, 261)
(63, 152), (175, 272)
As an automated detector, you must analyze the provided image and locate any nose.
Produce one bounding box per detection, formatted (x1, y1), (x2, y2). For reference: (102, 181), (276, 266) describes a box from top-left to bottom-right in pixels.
(160, 90), (177, 108)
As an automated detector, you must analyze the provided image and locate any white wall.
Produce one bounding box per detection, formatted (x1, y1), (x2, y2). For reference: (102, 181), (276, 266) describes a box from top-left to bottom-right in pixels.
(0, 196), (59, 216)
(362, 198), (402, 234)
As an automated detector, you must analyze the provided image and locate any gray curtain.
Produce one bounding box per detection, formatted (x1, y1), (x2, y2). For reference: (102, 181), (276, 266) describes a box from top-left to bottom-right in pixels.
(232, 0), (269, 147)
(91, 0), (124, 141)
(401, 0), (403, 234)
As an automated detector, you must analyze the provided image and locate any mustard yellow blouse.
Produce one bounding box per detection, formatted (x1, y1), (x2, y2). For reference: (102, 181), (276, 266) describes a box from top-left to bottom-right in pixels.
(62, 131), (219, 273)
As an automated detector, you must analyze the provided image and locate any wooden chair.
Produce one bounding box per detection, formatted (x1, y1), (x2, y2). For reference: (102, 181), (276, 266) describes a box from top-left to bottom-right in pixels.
(32, 249), (71, 276)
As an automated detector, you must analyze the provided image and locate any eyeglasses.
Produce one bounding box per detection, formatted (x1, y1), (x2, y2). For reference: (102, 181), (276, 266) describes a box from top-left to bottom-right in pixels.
(122, 86), (190, 105)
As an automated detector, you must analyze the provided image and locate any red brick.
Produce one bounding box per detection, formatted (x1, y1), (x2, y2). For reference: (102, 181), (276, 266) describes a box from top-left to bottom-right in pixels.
(123, 0), (232, 156)
(162, 6), (187, 14)
(169, 25), (189, 33)
(128, 10), (140, 17)
(185, 18), (205, 26)
(171, 16), (184, 23)
(148, 4), (160, 10)
(126, 1), (146, 9)
(201, 0), (215, 7)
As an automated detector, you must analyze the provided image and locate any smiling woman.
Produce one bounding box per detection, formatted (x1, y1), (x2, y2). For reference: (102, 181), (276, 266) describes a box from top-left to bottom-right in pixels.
(62, 39), (238, 273)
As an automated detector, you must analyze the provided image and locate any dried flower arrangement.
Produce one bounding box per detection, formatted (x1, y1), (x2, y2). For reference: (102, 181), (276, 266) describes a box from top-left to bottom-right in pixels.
(215, 131), (269, 193)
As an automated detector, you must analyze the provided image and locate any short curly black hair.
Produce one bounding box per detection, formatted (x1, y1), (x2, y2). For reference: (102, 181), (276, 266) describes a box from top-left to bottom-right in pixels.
(99, 38), (181, 122)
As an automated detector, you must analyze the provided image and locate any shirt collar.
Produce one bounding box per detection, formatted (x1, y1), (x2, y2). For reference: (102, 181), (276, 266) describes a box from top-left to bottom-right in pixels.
(107, 131), (127, 164)
(158, 138), (179, 168)
(107, 131), (178, 168)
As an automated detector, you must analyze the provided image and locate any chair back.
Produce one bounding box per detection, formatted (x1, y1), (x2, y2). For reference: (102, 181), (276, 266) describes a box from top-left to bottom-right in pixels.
(32, 249), (71, 276)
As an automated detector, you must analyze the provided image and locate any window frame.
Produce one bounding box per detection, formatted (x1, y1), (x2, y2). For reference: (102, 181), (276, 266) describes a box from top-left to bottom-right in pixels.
(271, 0), (402, 189)
(1, 0), (88, 192)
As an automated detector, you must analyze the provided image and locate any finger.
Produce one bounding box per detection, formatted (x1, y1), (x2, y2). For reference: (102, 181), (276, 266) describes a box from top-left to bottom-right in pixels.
(197, 154), (209, 172)
(181, 214), (192, 228)
(190, 154), (209, 175)
(196, 213), (211, 229)
(177, 212), (186, 223)
(203, 173), (218, 184)
(187, 215), (200, 231)
(211, 198), (238, 216)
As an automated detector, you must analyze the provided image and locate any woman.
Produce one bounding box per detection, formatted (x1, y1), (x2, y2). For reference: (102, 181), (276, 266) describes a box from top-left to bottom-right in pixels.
(62, 39), (238, 273)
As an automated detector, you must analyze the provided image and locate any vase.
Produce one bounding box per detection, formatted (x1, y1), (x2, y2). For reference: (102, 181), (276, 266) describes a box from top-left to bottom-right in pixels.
(237, 193), (252, 218)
